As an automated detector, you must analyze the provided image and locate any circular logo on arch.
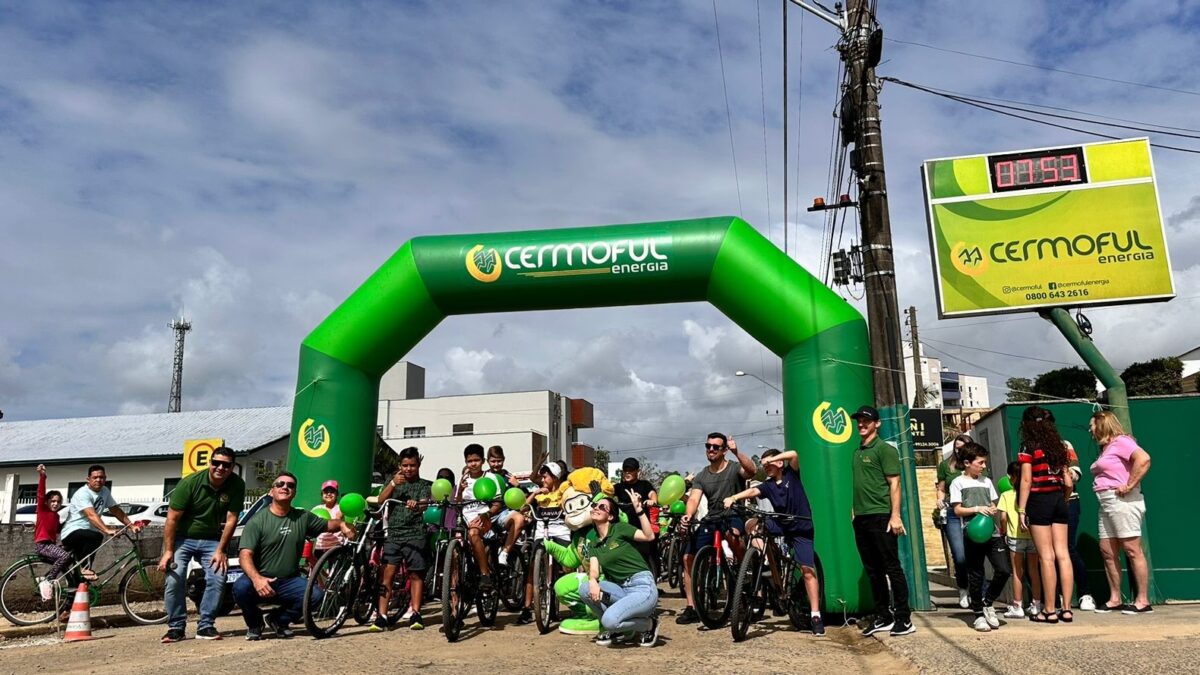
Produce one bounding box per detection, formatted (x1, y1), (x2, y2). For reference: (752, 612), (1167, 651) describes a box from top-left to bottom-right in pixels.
(812, 402), (853, 444)
(298, 418), (332, 458)
(950, 241), (988, 277)
(466, 244), (503, 283)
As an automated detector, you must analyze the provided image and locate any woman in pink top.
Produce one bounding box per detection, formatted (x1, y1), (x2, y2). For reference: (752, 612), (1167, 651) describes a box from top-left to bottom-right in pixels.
(1088, 411), (1152, 614)
(33, 464), (72, 581)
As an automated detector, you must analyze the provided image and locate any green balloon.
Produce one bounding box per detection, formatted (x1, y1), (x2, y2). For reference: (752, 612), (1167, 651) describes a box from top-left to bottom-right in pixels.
(431, 478), (453, 501)
(659, 475), (686, 506)
(423, 505), (444, 526)
(966, 513), (995, 544)
(504, 487), (527, 510)
(473, 475), (498, 501)
(997, 476), (1013, 493)
(339, 492), (367, 520)
(311, 506), (331, 520)
(669, 500), (687, 515)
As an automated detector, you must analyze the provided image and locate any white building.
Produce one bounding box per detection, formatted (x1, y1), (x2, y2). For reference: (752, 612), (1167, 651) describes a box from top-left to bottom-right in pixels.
(902, 341), (944, 409)
(1181, 345), (1200, 394)
(376, 362), (594, 476)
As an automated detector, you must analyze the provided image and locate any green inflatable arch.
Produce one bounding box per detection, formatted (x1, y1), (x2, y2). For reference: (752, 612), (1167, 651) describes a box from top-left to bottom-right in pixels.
(287, 216), (874, 611)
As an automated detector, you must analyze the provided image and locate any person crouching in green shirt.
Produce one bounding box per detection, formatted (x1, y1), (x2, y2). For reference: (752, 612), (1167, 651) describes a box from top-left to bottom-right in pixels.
(371, 446), (432, 632)
(234, 471), (355, 640)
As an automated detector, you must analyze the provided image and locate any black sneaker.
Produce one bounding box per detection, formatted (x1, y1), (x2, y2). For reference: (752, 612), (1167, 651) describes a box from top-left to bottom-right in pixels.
(409, 612), (425, 630)
(196, 627), (222, 640)
(516, 608), (534, 625)
(245, 627), (262, 641)
(639, 616), (660, 648)
(675, 606), (699, 625)
(161, 628), (185, 643)
(1123, 604), (1153, 615)
(811, 615), (826, 637)
(860, 616), (894, 636)
(266, 616), (294, 639)
(479, 574), (494, 592)
(368, 618), (387, 633)
(889, 618), (916, 636)
(1094, 601), (1126, 613)
(595, 631), (613, 646)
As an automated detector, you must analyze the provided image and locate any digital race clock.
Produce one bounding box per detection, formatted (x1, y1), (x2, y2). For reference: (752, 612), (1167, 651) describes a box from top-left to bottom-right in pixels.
(987, 145), (1087, 193)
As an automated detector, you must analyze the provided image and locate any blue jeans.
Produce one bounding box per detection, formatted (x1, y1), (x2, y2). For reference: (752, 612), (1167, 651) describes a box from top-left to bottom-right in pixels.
(944, 512), (968, 590)
(232, 574), (315, 630)
(580, 570), (658, 634)
(164, 538), (224, 631)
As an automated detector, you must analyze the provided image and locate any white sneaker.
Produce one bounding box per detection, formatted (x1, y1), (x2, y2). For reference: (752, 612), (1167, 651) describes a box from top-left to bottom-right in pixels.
(1079, 595), (1096, 611)
(1027, 600), (1043, 617)
(982, 606), (1000, 628)
(498, 551), (509, 567)
(1003, 604), (1024, 619)
(958, 588), (969, 609)
(400, 607), (414, 622)
(973, 616), (991, 632)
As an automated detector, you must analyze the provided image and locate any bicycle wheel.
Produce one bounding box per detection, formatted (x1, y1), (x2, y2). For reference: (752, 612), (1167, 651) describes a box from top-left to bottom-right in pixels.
(787, 553), (824, 631)
(441, 539), (466, 642)
(351, 564), (377, 626)
(531, 548), (556, 634)
(118, 561), (167, 624)
(303, 546), (357, 639)
(692, 545), (732, 629)
(386, 568), (411, 625)
(499, 549), (524, 612)
(0, 558), (58, 626)
(730, 547), (762, 642)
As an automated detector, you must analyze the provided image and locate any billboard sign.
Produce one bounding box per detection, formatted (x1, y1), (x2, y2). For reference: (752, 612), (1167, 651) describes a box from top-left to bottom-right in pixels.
(922, 138), (1174, 318)
(909, 408), (944, 451)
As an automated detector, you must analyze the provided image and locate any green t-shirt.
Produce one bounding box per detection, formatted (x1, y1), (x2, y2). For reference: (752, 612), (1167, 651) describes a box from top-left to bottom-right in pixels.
(168, 469), (246, 540)
(853, 435), (901, 516)
(386, 478), (432, 543)
(584, 522), (647, 584)
(239, 507), (327, 579)
(936, 459), (962, 490)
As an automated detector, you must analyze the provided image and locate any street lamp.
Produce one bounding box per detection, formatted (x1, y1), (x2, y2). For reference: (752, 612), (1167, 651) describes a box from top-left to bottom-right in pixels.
(735, 370), (782, 394)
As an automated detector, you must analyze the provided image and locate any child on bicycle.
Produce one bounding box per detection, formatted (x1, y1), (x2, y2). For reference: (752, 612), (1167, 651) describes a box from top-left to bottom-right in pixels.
(515, 461), (571, 625)
(373, 446), (432, 632)
(33, 465), (71, 591)
(723, 449), (824, 636)
(949, 442), (1011, 632)
(487, 445), (526, 569)
(459, 443), (503, 591)
(309, 480), (345, 563)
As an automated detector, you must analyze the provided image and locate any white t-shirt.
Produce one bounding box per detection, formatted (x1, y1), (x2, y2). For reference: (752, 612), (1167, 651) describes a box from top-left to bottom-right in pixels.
(61, 485), (113, 539)
(461, 472), (502, 524)
(949, 474), (1000, 537)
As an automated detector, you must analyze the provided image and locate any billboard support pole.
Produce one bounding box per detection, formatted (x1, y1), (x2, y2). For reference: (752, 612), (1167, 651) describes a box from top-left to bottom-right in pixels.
(1041, 307), (1161, 604)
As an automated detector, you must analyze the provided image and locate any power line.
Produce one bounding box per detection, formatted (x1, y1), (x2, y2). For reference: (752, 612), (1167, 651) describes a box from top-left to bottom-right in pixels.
(712, 0), (745, 217)
(884, 37), (1200, 98)
(756, 0), (773, 235)
(922, 316), (1041, 331)
(921, 336), (1075, 366)
(882, 77), (1200, 155)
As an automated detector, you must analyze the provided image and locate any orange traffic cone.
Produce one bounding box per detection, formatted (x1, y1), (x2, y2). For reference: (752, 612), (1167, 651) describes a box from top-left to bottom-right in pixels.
(63, 583), (93, 642)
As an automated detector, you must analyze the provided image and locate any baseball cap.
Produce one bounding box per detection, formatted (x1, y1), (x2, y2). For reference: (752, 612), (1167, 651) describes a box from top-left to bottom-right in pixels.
(850, 405), (881, 422)
(621, 458), (640, 471)
(321, 480), (339, 492)
(539, 462), (564, 479)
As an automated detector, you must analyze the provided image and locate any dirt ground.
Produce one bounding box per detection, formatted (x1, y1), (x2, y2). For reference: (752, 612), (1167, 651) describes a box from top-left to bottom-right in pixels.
(0, 588), (915, 675)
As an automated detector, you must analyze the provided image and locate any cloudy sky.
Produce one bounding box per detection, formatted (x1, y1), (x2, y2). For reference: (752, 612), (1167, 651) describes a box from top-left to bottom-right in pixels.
(2, 1), (1197, 473)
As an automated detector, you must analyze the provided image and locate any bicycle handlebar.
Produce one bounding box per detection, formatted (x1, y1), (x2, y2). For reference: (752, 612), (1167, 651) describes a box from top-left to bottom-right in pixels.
(730, 503), (812, 523)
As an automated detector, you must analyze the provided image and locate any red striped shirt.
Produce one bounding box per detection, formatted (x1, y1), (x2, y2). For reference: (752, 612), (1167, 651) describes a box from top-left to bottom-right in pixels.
(1017, 447), (1069, 493)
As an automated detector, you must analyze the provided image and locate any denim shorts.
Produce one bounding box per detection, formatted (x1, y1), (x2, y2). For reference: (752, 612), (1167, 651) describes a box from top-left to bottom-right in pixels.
(1005, 536), (1036, 554)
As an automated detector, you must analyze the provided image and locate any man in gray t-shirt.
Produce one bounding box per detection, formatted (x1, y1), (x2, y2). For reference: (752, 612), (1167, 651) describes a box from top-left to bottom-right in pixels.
(675, 432), (756, 625)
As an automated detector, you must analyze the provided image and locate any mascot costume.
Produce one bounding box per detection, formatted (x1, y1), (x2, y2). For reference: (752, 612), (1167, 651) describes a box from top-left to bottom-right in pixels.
(543, 466), (614, 635)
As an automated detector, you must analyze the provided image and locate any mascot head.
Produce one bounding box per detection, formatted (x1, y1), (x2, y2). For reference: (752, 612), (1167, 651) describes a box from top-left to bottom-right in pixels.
(561, 466), (615, 531)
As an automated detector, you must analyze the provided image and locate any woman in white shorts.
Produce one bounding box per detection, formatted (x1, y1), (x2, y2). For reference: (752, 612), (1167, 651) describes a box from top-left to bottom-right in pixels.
(1088, 411), (1152, 615)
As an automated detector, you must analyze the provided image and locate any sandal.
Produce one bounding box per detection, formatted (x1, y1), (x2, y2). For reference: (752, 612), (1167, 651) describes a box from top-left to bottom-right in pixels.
(1059, 609), (1074, 623)
(1029, 610), (1059, 624)
(80, 569), (99, 582)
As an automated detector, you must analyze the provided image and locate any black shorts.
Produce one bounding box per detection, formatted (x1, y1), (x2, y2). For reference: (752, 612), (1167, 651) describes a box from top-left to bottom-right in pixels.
(383, 540), (429, 572)
(766, 520), (816, 568)
(1026, 490), (1069, 526)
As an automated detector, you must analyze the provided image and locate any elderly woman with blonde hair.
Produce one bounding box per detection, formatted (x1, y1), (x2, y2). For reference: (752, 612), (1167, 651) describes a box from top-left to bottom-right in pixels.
(1088, 410), (1152, 614)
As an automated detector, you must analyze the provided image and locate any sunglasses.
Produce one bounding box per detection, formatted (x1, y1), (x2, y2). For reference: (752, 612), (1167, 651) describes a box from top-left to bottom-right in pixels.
(274, 481), (296, 490)
(704, 443), (725, 450)
(210, 460), (233, 469)
(591, 504), (611, 513)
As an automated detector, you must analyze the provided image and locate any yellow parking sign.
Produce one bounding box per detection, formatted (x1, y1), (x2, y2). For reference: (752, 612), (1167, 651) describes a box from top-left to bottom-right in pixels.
(182, 438), (225, 476)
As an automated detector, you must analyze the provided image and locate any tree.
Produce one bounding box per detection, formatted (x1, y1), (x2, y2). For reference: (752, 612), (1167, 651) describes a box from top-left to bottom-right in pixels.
(373, 435), (399, 481)
(913, 383), (940, 407)
(1121, 357), (1183, 396)
(1032, 367), (1097, 401)
(593, 448), (611, 475)
(1005, 377), (1035, 402)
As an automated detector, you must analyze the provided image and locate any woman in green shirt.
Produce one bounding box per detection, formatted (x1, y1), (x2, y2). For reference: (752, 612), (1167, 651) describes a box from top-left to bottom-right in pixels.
(581, 493), (659, 647)
(937, 434), (972, 608)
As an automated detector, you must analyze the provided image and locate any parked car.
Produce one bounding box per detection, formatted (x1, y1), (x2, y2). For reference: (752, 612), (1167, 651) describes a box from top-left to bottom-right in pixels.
(11, 503), (67, 525)
(186, 493), (273, 616)
(100, 502), (169, 527)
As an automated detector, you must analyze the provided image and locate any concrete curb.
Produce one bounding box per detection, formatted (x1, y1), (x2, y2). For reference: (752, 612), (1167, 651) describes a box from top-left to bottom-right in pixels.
(0, 612), (147, 640)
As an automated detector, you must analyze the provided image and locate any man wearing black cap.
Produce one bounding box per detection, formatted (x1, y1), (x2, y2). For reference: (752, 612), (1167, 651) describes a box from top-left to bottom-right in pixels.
(850, 405), (914, 637)
(613, 458), (659, 570)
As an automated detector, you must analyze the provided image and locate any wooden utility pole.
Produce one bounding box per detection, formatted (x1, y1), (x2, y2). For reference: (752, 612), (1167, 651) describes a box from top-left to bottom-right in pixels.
(907, 306), (923, 405)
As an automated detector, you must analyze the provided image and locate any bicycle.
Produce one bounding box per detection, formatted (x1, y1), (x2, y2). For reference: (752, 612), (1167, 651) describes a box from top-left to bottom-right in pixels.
(656, 513), (685, 592)
(0, 520), (165, 626)
(728, 505), (823, 641)
(301, 499), (410, 639)
(689, 512), (743, 629)
(440, 499), (500, 642)
(525, 505), (565, 634)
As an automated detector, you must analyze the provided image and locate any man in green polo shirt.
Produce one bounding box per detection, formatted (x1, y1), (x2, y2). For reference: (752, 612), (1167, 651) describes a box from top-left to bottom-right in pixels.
(850, 405), (914, 638)
(159, 445), (246, 643)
